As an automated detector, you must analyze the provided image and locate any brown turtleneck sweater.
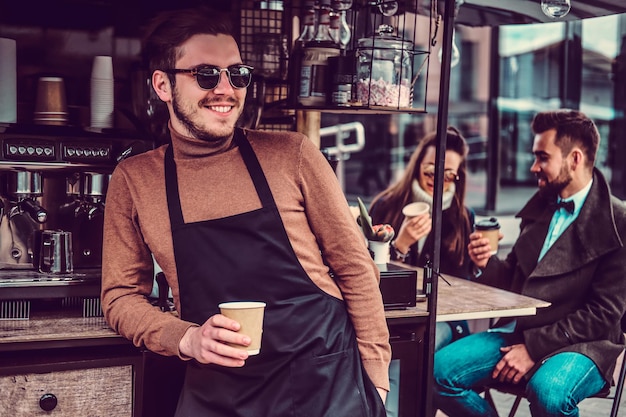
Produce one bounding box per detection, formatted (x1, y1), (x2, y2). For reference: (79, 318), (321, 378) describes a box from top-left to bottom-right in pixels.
(101, 126), (391, 391)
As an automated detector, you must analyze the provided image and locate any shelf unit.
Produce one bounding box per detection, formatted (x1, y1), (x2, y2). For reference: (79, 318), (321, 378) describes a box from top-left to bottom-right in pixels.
(237, 0), (434, 131)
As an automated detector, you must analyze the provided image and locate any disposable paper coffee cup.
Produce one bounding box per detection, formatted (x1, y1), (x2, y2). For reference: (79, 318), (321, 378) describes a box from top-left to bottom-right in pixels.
(91, 55), (114, 80)
(475, 217), (500, 255)
(368, 240), (390, 265)
(402, 202), (430, 218)
(219, 301), (266, 355)
(34, 77), (68, 116)
(90, 77), (114, 128)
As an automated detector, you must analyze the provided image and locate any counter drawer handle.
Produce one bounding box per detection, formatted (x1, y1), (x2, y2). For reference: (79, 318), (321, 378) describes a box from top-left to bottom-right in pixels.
(39, 393), (58, 411)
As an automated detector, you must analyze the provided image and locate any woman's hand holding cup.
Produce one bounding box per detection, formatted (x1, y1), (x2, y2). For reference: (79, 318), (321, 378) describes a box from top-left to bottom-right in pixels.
(396, 211), (432, 253)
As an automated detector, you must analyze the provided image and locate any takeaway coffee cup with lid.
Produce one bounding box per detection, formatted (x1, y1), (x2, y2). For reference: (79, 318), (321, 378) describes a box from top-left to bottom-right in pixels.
(475, 217), (501, 255)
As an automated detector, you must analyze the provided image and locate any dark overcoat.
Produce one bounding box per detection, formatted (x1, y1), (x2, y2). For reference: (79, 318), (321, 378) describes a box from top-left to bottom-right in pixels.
(480, 168), (626, 383)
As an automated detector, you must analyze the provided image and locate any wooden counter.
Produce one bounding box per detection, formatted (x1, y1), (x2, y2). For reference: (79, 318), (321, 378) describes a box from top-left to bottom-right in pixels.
(0, 309), (142, 417)
(0, 313), (124, 351)
(0, 269), (549, 417)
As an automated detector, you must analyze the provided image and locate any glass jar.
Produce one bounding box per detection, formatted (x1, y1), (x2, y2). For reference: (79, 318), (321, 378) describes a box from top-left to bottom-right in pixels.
(298, 42), (340, 106)
(356, 24), (414, 108)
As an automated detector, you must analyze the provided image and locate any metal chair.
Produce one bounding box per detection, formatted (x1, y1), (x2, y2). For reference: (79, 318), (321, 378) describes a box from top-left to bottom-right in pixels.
(484, 347), (626, 417)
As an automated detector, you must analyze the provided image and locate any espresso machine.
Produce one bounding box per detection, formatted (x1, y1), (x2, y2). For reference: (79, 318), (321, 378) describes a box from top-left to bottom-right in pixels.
(0, 171), (48, 268)
(0, 124), (153, 319)
(57, 171), (109, 269)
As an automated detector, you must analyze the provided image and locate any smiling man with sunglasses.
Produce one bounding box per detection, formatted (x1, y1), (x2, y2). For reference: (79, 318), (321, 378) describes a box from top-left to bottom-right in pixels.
(100, 6), (390, 417)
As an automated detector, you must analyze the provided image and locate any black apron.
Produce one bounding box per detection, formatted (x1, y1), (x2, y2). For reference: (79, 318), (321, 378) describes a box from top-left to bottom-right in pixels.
(165, 129), (386, 417)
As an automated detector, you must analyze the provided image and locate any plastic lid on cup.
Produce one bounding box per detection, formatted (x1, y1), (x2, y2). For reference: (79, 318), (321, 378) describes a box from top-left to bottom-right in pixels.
(475, 217), (500, 231)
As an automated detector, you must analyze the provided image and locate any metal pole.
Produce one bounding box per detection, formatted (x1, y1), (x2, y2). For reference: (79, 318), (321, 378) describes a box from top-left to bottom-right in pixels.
(485, 26), (500, 213)
(422, 0), (455, 415)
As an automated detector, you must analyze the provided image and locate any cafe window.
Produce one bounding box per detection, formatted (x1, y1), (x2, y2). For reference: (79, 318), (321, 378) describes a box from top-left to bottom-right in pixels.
(496, 15), (626, 191)
(498, 22), (567, 184)
(580, 15), (622, 183)
(459, 40), (476, 101)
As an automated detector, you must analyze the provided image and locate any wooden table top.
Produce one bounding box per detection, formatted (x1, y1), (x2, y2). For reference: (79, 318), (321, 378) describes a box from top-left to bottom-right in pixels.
(433, 274), (550, 322)
(384, 263), (550, 322)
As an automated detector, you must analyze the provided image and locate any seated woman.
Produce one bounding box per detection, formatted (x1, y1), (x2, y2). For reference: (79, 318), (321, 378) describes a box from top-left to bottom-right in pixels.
(369, 126), (475, 351)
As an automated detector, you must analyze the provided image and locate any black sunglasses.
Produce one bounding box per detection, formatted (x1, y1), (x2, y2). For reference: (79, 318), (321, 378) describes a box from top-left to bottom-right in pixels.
(164, 64), (254, 90)
(421, 166), (459, 183)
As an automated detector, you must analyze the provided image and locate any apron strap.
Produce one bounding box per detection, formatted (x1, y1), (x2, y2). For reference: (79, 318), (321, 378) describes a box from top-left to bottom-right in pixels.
(234, 129), (276, 209)
(164, 144), (184, 227)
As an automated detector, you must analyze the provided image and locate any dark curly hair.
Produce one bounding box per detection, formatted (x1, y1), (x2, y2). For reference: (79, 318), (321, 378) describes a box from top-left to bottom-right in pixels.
(142, 7), (236, 84)
(531, 109), (600, 168)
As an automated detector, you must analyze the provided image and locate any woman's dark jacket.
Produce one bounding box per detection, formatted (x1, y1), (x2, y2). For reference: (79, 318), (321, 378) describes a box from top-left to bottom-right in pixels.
(370, 198), (475, 279)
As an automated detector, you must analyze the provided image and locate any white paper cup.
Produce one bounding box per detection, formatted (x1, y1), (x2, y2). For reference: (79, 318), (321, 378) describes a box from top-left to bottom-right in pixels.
(219, 301), (266, 355)
(90, 77), (114, 128)
(91, 55), (114, 80)
(402, 202), (430, 218)
(0, 38), (17, 123)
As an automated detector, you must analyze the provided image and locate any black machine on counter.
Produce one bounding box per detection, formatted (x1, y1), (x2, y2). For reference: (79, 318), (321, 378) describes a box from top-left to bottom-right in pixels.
(378, 263), (417, 310)
(0, 124), (153, 319)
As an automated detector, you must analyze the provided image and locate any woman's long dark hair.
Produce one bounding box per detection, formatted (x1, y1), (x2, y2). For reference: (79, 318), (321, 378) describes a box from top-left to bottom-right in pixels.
(370, 126), (471, 265)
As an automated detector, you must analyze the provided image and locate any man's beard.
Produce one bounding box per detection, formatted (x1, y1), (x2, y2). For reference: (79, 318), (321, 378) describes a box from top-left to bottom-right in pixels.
(171, 88), (235, 144)
(538, 162), (572, 200)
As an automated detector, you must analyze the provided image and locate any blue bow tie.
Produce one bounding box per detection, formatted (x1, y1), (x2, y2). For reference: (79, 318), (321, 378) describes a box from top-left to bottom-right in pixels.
(551, 199), (575, 214)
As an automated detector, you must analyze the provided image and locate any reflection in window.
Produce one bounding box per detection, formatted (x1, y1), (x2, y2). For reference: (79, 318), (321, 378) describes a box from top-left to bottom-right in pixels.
(581, 15), (620, 177)
(498, 22), (567, 183)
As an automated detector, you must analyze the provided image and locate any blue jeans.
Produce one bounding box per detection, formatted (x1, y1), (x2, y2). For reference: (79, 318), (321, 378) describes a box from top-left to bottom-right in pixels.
(435, 321), (471, 352)
(386, 359), (400, 417)
(433, 331), (607, 417)
(435, 322), (454, 352)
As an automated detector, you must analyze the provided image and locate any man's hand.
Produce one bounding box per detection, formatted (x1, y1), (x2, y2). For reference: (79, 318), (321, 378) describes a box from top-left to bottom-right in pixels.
(468, 231), (502, 268)
(492, 344), (535, 384)
(178, 314), (251, 367)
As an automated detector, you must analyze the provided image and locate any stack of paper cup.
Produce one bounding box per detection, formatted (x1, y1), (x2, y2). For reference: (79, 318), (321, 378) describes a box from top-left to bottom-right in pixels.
(0, 38), (17, 123)
(90, 56), (114, 129)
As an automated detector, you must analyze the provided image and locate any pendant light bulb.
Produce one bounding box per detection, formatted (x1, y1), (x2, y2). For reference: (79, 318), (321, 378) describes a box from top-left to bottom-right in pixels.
(540, 0), (571, 19)
(378, 1), (399, 16)
(438, 29), (461, 69)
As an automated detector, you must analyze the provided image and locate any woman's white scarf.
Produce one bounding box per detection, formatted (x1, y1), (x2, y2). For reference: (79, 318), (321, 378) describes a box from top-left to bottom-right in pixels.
(410, 179), (455, 253)
(411, 179), (455, 212)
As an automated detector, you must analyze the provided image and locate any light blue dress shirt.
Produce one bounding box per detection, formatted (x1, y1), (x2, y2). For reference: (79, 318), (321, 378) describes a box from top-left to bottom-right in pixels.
(538, 179), (592, 261)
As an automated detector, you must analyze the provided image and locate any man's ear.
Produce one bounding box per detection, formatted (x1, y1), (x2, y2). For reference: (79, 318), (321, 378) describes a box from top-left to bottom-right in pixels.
(569, 147), (584, 170)
(152, 70), (172, 102)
